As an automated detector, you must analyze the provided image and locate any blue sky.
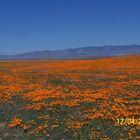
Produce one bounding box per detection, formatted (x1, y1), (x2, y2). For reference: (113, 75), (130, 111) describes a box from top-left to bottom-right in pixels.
(0, 0), (140, 54)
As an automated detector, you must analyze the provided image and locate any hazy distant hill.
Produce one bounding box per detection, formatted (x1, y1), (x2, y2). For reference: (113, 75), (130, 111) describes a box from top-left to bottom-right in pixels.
(1, 45), (140, 60)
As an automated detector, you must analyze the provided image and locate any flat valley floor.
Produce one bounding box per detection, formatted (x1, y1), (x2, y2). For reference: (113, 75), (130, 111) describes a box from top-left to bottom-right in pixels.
(0, 55), (140, 139)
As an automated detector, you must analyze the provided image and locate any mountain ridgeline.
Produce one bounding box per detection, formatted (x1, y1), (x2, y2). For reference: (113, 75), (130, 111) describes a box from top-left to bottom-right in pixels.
(1, 45), (140, 60)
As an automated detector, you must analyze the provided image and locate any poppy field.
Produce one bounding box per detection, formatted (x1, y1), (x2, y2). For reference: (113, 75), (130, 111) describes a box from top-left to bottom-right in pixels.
(0, 55), (140, 139)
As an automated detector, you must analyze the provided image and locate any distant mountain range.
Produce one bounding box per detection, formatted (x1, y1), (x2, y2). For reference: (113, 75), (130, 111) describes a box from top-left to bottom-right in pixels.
(1, 45), (140, 60)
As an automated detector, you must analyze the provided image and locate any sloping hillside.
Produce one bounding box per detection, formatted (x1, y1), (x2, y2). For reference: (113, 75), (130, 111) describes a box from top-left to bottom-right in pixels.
(0, 45), (140, 60)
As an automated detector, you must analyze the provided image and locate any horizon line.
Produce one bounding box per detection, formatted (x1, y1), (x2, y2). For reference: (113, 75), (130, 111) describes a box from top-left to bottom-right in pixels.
(0, 44), (139, 55)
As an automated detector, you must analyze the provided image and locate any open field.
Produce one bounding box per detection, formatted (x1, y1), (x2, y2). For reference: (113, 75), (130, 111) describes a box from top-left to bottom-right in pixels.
(0, 55), (140, 139)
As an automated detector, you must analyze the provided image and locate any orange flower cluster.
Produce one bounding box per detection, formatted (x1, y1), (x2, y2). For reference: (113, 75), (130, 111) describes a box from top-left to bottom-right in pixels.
(8, 117), (22, 128)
